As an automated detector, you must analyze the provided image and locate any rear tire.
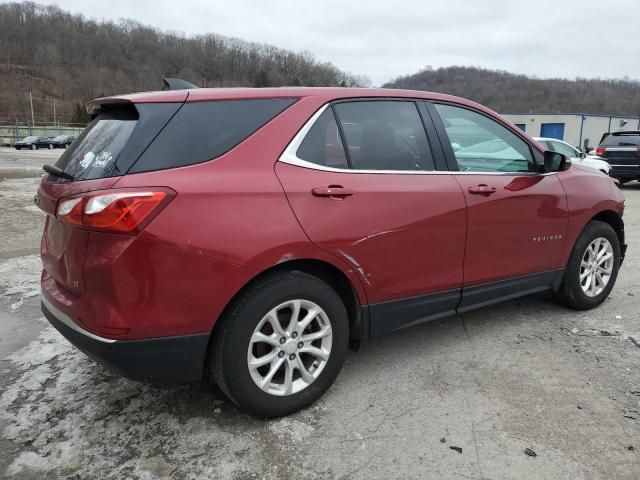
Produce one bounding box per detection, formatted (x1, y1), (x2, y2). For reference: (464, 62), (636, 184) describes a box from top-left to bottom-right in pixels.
(48, 143), (53, 149)
(210, 271), (349, 417)
(555, 220), (620, 310)
(31, 144), (37, 150)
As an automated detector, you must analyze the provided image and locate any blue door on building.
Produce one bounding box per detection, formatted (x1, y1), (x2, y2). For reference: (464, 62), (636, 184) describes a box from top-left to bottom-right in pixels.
(515, 123), (526, 132)
(540, 123), (565, 140)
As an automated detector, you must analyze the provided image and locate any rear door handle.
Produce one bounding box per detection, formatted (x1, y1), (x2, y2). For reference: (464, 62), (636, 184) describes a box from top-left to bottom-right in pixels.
(311, 186), (354, 199)
(468, 184), (497, 195)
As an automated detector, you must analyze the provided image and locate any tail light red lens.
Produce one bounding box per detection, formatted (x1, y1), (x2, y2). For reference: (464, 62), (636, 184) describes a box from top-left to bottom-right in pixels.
(56, 189), (174, 234)
(595, 147), (606, 156)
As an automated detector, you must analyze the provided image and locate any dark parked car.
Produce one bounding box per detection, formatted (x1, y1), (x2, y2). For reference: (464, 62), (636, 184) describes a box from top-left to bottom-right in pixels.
(15, 136), (53, 150)
(37, 86), (626, 417)
(596, 131), (640, 184)
(51, 135), (75, 148)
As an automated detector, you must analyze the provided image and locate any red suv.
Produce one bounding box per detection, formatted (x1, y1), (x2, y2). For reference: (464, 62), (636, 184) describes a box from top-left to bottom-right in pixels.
(37, 86), (626, 417)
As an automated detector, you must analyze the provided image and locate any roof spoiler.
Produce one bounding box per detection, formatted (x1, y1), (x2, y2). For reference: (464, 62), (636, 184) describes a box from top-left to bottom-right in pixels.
(162, 78), (199, 90)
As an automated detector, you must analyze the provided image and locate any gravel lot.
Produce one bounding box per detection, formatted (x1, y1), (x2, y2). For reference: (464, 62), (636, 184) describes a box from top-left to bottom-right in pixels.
(0, 146), (639, 479)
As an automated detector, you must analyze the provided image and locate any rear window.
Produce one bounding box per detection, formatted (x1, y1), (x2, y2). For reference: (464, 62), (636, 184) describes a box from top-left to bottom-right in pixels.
(54, 107), (138, 181)
(130, 98), (296, 173)
(601, 132), (640, 147)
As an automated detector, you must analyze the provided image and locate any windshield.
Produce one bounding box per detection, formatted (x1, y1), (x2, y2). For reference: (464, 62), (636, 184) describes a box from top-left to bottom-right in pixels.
(22, 136), (38, 142)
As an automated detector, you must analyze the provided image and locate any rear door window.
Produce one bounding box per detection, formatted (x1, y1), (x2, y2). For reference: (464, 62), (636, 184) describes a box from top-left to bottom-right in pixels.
(332, 101), (435, 171)
(131, 98), (296, 173)
(296, 108), (349, 169)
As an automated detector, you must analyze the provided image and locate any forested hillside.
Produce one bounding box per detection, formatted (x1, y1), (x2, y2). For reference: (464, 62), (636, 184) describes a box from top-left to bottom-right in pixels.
(3, 2), (639, 126)
(385, 66), (640, 116)
(0, 2), (366, 124)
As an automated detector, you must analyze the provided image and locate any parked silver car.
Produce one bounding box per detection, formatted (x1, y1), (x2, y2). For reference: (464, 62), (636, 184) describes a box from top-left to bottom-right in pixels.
(534, 137), (610, 174)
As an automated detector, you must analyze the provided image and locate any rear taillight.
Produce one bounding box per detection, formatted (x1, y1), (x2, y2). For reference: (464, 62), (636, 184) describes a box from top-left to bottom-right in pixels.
(637, 146), (640, 153)
(595, 146), (606, 156)
(56, 189), (174, 234)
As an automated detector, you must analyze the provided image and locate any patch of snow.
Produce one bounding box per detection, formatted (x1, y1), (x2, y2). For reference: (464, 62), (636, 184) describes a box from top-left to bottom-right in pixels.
(0, 254), (41, 310)
(5, 451), (49, 477)
(23, 204), (43, 215)
(1, 324), (317, 478)
(0, 177), (41, 201)
(269, 417), (315, 443)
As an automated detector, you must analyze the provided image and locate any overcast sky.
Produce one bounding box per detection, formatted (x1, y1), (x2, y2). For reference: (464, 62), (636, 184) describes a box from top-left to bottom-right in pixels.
(39, 0), (640, 86)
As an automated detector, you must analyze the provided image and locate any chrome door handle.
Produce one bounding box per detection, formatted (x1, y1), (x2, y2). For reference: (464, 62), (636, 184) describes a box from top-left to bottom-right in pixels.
(468, 184), (497, 195)
(311, 186), (354, 199)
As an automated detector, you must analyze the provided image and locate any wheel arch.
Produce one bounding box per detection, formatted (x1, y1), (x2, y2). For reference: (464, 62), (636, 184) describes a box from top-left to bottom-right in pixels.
(211, 258), (367, 353)
(591, 210), (625, 248)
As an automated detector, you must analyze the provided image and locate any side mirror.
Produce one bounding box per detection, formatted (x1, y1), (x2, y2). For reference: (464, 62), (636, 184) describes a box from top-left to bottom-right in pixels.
(543, 150), (567, 173)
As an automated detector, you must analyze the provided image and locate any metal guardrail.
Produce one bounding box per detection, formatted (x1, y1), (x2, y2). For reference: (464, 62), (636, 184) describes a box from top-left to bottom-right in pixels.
(0, 124), (86, 146)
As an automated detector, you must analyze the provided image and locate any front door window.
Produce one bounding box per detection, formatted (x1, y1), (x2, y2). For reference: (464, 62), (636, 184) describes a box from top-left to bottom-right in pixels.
(434, 104), (534, 173)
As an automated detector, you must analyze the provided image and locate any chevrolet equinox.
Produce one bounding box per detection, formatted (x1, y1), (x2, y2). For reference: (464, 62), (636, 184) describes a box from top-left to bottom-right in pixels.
(37, 86), (627, 417)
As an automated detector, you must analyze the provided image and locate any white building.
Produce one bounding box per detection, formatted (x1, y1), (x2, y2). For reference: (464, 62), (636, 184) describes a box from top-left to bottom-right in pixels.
(501, 113), (640, 150)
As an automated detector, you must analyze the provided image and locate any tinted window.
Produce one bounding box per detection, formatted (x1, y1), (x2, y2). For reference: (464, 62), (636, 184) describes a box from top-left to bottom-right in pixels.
(435, 104), (533, 173)
(601, 133), (640, 147)
(54, 107), (138, 181)
(131, 98), (296, 173)
(296, 108), (348, 169)
(549, 140), (578, 158)
(333, 101), (435, 171)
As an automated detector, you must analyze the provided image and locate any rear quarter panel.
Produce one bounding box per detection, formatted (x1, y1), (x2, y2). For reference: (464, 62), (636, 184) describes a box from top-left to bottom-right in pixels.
(111, 97), (368, 335)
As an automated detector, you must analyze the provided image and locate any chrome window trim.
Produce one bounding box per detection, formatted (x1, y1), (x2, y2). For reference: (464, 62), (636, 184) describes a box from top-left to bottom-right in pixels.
(42, 296), (117, 344)
(277, 102), (552, 177)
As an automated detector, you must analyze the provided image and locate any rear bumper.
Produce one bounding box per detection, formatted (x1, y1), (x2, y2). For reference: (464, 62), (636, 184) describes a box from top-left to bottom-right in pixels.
(610, 164), (640, 180)
(42, 297), (210, 383)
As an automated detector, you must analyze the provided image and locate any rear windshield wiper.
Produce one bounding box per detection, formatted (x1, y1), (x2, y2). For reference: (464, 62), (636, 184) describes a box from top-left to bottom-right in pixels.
(43, 164), (75, 181)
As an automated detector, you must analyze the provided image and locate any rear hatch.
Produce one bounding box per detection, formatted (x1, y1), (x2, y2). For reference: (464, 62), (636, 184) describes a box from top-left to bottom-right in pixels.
(37, 96), (186, 294)
(37, 92), (297, 296)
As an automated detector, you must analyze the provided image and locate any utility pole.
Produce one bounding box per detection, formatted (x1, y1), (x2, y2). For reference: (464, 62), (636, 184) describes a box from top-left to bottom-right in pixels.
(53, 98), (56, 126)
(29, 91), (35, 127)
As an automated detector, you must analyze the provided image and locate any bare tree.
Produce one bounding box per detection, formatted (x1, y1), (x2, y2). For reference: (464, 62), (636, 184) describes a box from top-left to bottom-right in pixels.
(0, 2), (365, 123)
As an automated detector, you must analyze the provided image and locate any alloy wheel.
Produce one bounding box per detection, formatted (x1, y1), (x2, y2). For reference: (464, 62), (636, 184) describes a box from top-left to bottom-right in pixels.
(247, 299), (333, 396)
(580, 237), (614, 297)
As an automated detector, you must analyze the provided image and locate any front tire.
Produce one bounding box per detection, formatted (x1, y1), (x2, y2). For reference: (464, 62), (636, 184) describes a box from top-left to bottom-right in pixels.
(31, 144), (37, 150)
(555, 220), (620, 310)
(210, 271), (349, 417)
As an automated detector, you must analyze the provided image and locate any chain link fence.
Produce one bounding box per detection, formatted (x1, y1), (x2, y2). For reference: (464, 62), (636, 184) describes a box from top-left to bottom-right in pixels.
(0, 122), (86, 147)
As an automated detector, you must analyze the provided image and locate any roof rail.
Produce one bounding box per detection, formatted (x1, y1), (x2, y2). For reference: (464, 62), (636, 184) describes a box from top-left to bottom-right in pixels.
(162, 78), (199, 90)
